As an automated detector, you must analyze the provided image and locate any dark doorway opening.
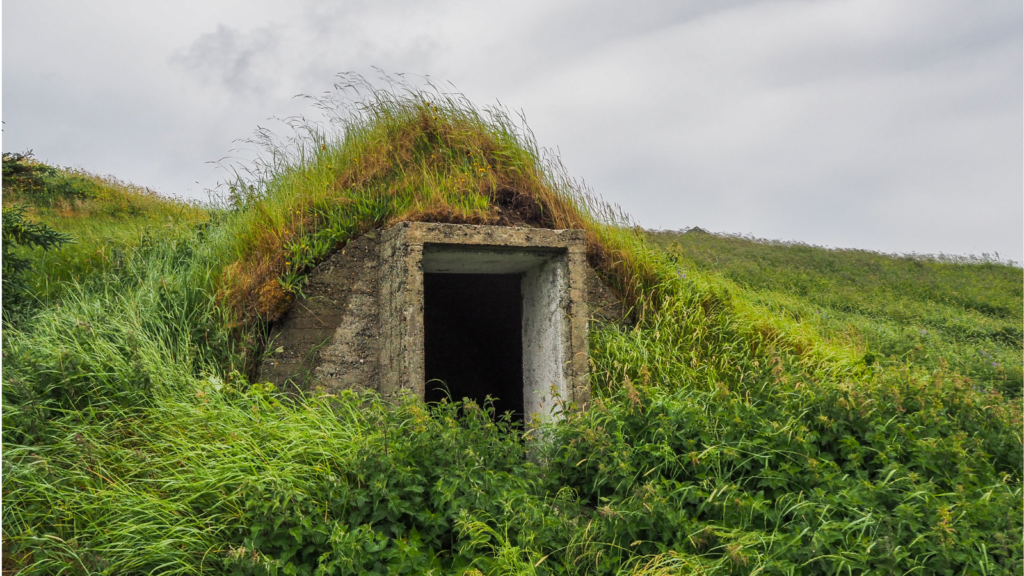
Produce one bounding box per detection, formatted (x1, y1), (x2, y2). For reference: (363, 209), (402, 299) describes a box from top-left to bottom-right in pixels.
(424, 273), (524, 423)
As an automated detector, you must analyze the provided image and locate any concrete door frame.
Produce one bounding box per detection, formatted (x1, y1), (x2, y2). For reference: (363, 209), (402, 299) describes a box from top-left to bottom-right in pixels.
(378, 222), (590, 420)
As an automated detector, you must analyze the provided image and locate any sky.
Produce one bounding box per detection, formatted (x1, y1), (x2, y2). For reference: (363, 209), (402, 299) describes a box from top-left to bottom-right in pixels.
(3, 0), (1022, 262)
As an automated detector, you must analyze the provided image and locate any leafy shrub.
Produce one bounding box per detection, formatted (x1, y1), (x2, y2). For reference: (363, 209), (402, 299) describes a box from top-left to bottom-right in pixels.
(2, 151), (55, 193)
(546, 367), (1021, 574)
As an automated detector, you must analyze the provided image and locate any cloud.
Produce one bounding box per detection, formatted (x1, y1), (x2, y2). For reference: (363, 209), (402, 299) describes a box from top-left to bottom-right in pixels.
(171, 24), (283, 97)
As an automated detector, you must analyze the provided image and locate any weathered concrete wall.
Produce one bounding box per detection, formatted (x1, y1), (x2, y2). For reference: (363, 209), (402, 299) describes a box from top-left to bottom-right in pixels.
(261, 222), (624, 408)
(261, 232), (381, 394)
(587, 266), (624, 323)
(521, 254), (569, 419)
(377, 227), (424, 400)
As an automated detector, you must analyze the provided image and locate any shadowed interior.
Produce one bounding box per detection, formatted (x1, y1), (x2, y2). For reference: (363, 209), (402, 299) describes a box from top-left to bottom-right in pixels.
(424, 273), (524, 422)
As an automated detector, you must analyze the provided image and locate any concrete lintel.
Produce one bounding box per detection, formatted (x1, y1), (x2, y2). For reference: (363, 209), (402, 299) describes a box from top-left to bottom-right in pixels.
(423, 246), (563, 274)
(390, 221), (586, 250)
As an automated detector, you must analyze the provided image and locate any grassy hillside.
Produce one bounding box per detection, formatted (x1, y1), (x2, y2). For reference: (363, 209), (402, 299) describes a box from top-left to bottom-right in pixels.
(1, 152), (209, 304)
(3, 79), (1021, 575)
(648, 229), (1023, 398)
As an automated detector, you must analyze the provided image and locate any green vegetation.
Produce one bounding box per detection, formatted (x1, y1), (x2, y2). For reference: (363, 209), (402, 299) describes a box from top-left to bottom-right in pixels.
(2, 204), (74, 321)
(3, 151), (102, 206)
(649, 230), (1022, 398)
(4, 77), (1021, 575)
(1, 151), (209, 306)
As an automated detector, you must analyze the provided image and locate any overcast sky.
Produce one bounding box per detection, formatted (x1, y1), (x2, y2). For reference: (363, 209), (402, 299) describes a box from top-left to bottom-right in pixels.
(4, 1), (1022, 261)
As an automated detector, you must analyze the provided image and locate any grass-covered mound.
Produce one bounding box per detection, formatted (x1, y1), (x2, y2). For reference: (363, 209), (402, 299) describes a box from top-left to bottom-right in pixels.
(3, 78), (1021, 575)
(217, 82), (651, 327)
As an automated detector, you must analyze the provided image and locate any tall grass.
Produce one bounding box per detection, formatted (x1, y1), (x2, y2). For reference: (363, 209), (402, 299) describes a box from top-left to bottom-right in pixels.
(4, 76), (1021, 574)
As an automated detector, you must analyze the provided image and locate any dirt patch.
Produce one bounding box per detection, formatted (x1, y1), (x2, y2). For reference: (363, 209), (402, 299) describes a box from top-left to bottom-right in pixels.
(490, 185), (553, 228)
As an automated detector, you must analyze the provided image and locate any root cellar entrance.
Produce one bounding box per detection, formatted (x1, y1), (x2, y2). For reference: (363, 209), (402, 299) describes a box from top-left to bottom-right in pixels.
(377, 223), (590, 422)
(424, 273), (524, 421)
(262, 224), (597, 415)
